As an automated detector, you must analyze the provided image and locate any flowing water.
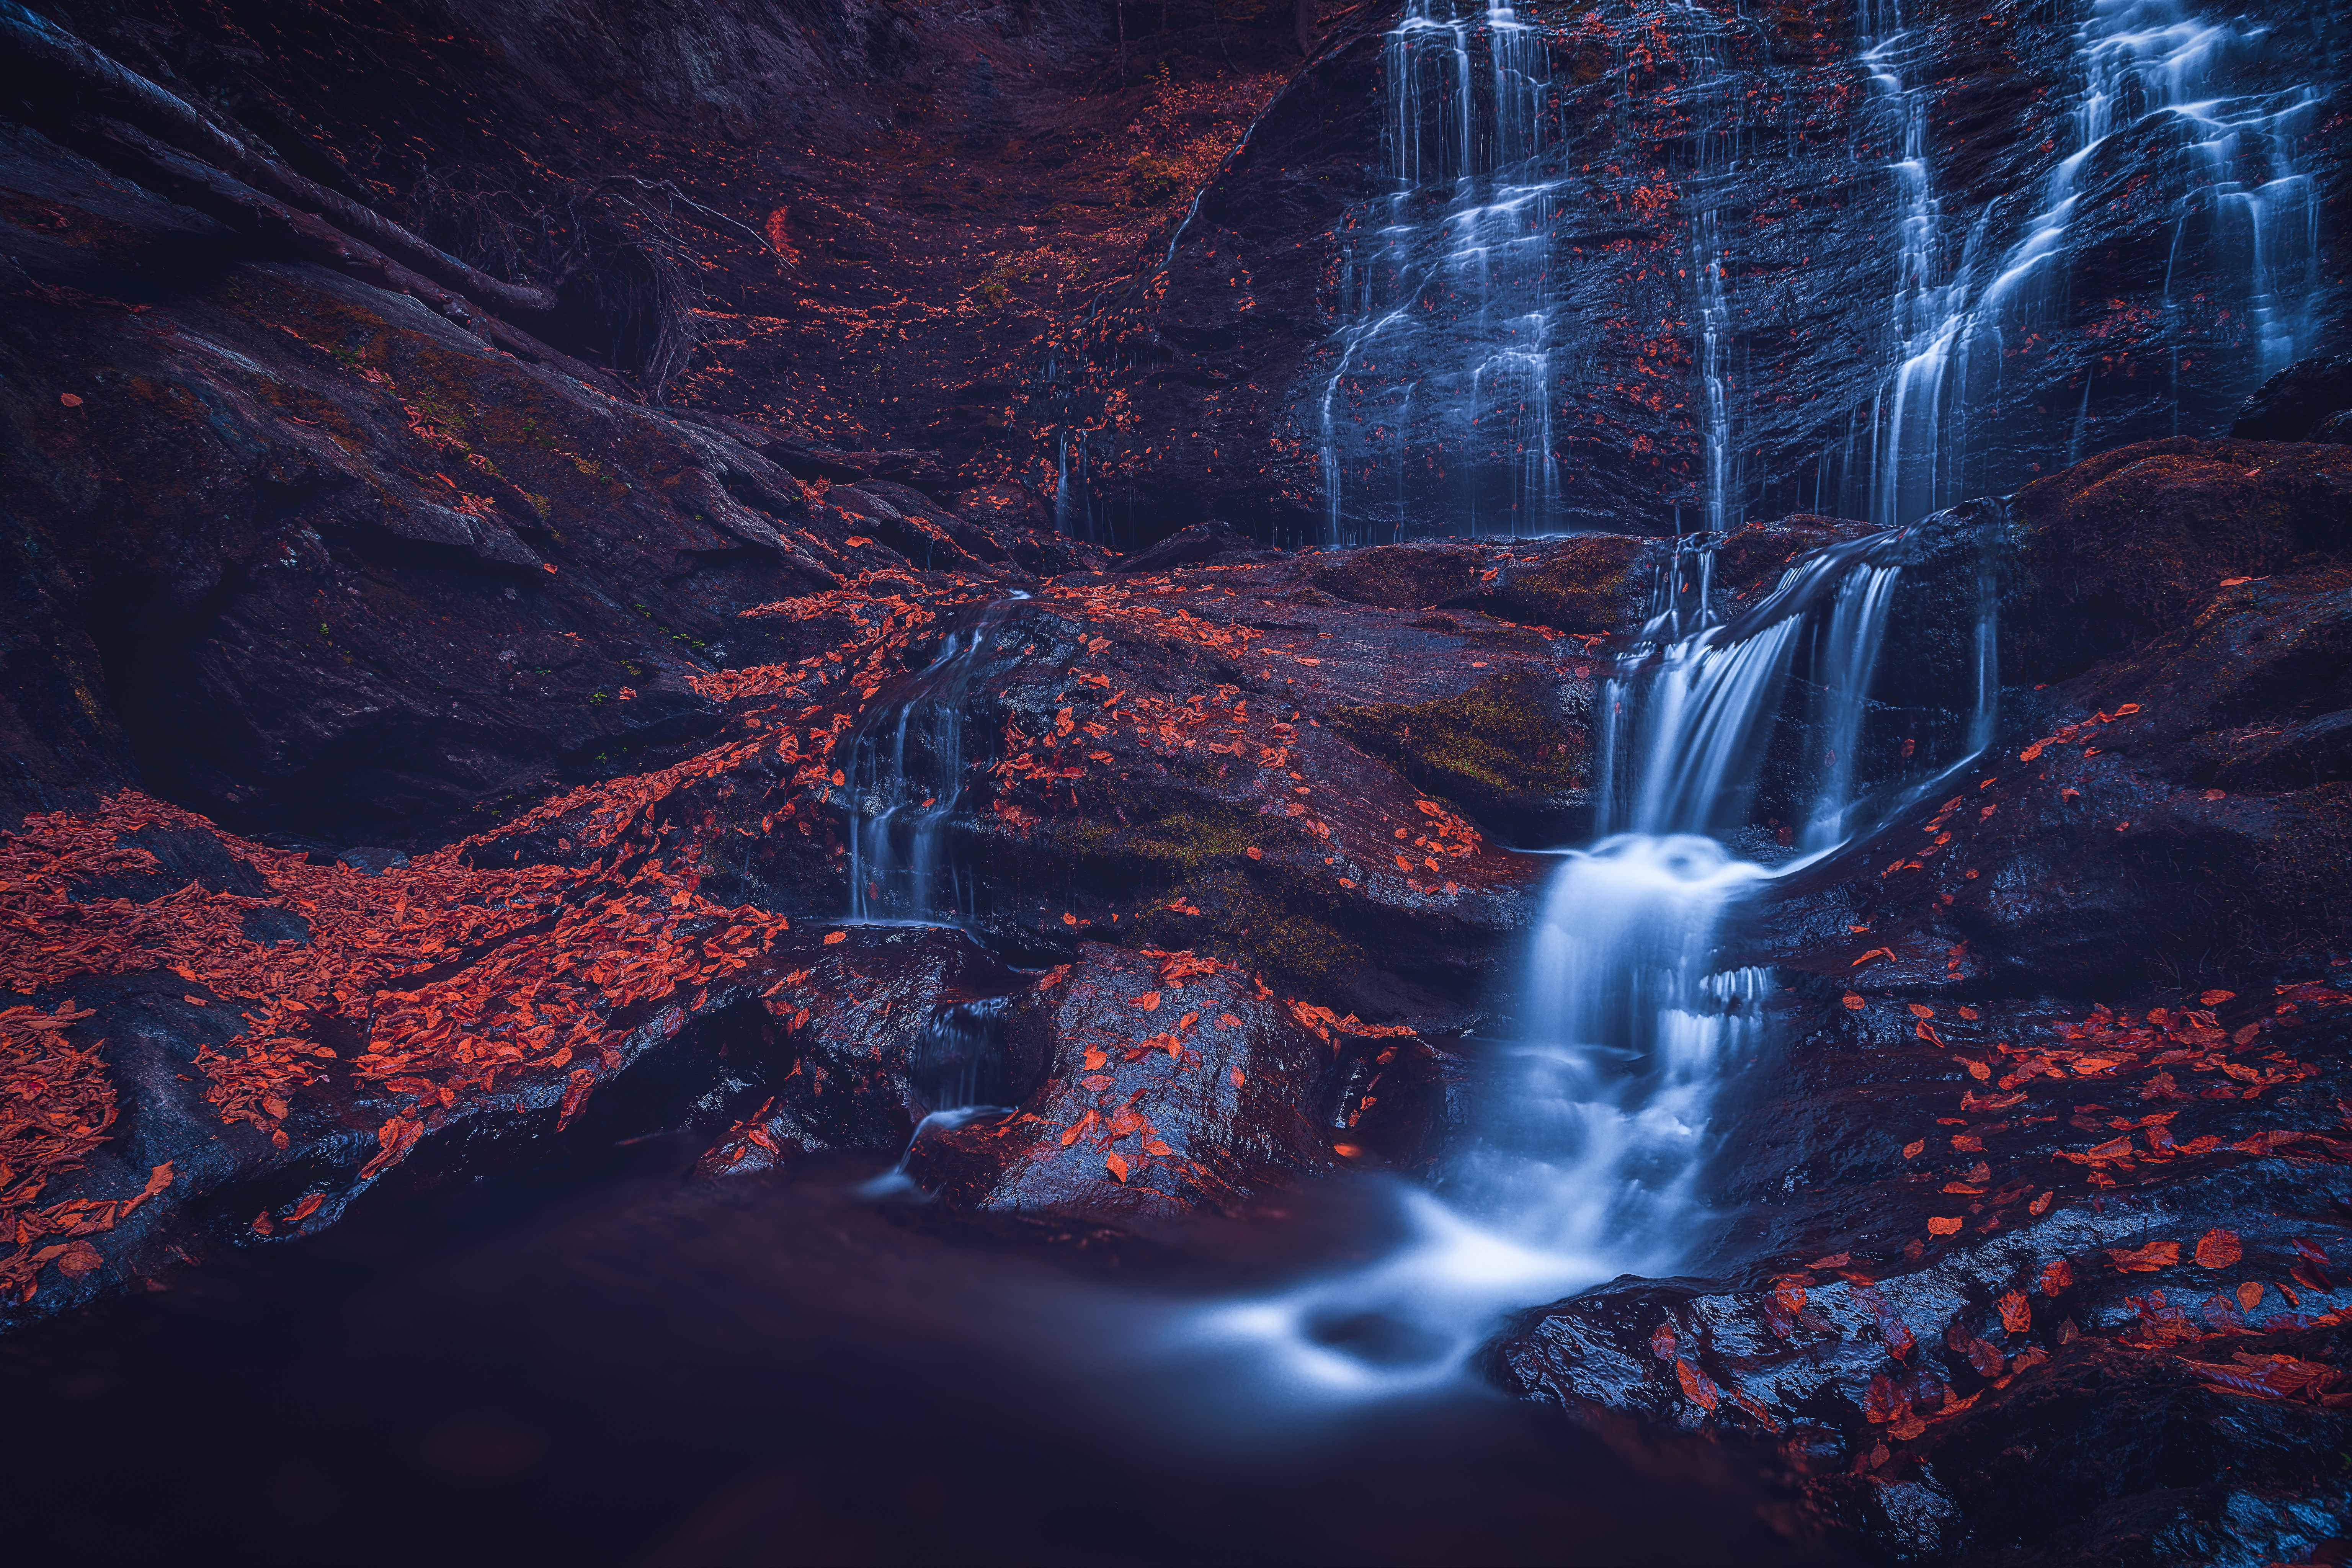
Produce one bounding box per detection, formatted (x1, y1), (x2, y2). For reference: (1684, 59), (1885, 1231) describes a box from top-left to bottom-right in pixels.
(843, 598), (1029, 926)
(1833, 0), (2322, 525)
(1173, 516), (1993, 1402)
(1315, 0), (1566, 546)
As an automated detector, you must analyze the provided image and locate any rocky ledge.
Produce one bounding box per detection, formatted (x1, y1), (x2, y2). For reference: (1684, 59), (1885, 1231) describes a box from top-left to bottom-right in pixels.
(5, 362), (2350, 1563)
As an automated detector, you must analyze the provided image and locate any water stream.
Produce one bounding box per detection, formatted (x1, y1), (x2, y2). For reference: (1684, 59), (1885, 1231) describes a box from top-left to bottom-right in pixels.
(1315, 0), (1566, 546)
(1835, 0), (2322, 525)
(1171, 516), (1993, 1402)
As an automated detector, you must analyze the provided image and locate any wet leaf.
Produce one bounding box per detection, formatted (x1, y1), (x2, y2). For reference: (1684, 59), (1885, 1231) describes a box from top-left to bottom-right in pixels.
(1842, 992), (1865, 1010)
(822, 930), (846, 945)
(1104, 1151), (1129, 1183)
(2029, 1190), (2054, 1216)
(1998, 1290), (2031, 1334)
(1927, 1216), (1963, 1236)
(1129, 990), (1161, 1011)
(1903, 1139), (1925, 1158)
(2199, 990), (2236, 1006)
(2237, 1280), (2265, 1312)
(1908, 1003), (1935, 1019)
(2195, 1228), (2243, 1269)
(1673, 1357), (1718, 1411)
(1649, 1321), (1678, 1360)
(1229, 1067), (1245, 1089)
(2106, 1240), (2181, 1273)
(2041, 1258), (2073, 1294)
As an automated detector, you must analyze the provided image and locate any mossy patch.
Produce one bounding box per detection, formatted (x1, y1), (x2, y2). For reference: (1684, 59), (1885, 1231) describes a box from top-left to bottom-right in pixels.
(1479, 535), (1648, 633)
(1328, 669), (1583, 822)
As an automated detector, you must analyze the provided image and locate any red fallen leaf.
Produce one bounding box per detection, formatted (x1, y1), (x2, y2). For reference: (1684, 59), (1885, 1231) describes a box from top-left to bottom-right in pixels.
(1909, 1003), (1936, 1019)
(283, 1192), (325, 1224)
(251, 1210), (274, 1236)
(2199, 989), (2236, 1006)
(1218, 1013), (1241, 1027)
(1060, 1111), (1098, 1148)
(830, 770), (846, 787)
(2061, 787), (2081, 800)
(1230, 1067), (1245, 1088)
(1650, 1321), (1677, 1361)
(1928, 1216), (1963, 1236)
(2237, 1280), (2265, 1312)
(1728, 1387), (1780, 1431)
(2029, 1190), (2055, 1216)
(54, 1239), (103, 1277)
(1808, 1253), (1851, 1269)
(1957, 1006), (1981, 1021)
(1998, 1290), (2032, 1333)
(1143, 1140), (1174, 1156)
(2107, 1240), (2182, 1272)
(822, 930), (846, 945)
(1952, 1134), (1984, 1152)
(1903, 1139), (1926, 1158)
(59, 392), (83, 407)
(1080, 1074), (1114, 1092)
(1082, 1047), (1107, 1070)
(1245, 846), (1262, 860)
(1129, 990), (1162, 1011)
(1955, 1332), (2005, 1378)
(2041, 1258), (2074, 1294)
(1104, 1151), (1129, 1182)
(1863, 1373), (1909, 1425)
(1842, 992), (1865, 1010)
(1851, 947), (1895, 967)
(1853, 1285), (1915, 1359)
(2195, 1228), (2243, 1269)
(1674, 1357), (1718, 1411)
(1331, 1142), (1364, 1158)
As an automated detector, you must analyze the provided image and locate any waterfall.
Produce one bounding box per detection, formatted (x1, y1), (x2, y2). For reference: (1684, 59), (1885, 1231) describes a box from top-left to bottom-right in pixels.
(844, 599), (1027, 925)
(1173, 519), (1993, 1399)
(1315, 1), (1564, 546)
(1844, 0), (2322, 526)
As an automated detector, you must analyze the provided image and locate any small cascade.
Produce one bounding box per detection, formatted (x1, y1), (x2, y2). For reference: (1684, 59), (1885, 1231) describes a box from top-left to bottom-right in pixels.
(844, 600), (1027, 925)
(1315, 1), (1565, 546)
(1176, 518), (1997, 1400)
(859, 996), (1020, 1201)
(1598, 530), (1919, 849)
(1838, 0), (2323, 525)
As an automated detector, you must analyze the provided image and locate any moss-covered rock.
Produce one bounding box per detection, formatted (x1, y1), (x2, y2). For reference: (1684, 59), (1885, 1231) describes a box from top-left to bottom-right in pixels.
(1328, 669), (1590, 840)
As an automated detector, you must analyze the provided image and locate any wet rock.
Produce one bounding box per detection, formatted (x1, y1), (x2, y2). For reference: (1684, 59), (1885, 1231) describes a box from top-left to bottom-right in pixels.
(2230, 352), (2352, 443)
(901, 943), (1423, 1220)
(1109, 519), (1279, 575)
(2010, 436), (2352, 680)
(0, 127), (891, 843)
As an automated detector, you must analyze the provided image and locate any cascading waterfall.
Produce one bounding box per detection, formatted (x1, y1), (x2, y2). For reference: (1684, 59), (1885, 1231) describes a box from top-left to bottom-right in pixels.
(1315, 1), (1565, 546)
(1835, 0), (2322, 526)
(1176, 519), (1992, 1398)
(844, 599), (1027, 926)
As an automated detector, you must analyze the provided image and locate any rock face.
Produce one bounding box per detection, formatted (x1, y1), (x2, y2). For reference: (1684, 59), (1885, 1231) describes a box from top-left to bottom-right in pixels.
(1054, 0), (2352, 546)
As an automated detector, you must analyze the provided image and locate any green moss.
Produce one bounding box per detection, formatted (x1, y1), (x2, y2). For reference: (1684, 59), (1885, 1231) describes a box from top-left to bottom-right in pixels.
(1239, 896), (1365, 999)
(1483, 536), (1647, 633)
(1328, 670), (1583, 817)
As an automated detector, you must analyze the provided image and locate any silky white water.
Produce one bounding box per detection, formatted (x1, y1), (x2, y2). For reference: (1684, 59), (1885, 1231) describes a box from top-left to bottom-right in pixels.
(1169, 523), (1973, 1403)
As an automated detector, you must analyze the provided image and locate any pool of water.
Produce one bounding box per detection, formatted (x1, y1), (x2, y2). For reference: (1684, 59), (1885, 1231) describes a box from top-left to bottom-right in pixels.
(1, 1138), (1847, 1567)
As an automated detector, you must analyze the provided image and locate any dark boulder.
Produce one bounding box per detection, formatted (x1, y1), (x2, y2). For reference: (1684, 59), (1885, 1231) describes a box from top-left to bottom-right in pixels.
(2230, 352), (2352, 443)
